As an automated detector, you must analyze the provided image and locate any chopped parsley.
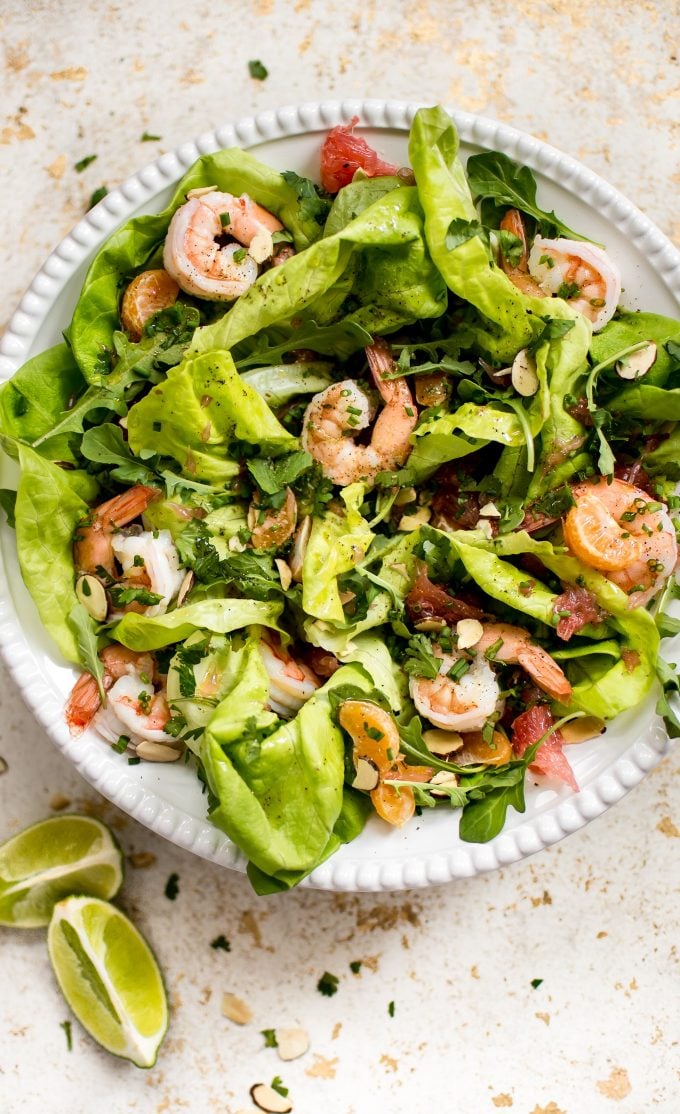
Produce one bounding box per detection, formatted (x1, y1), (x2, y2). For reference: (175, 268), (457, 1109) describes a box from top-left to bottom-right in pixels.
(530, 978), (544, 989)
(317, 971), (339, 997)
(210, 934), (231, 951)
(261, 1029), (278, 1048)
(271, 1077), (289, 1097)
(87, 185), (108, 209)
(74, 154), (97, 172)
(349, 960), (362, 974)
(248, 59), (268, 80)
(60, 1019), (73, 1051)
(387, 1000), (395, 1017)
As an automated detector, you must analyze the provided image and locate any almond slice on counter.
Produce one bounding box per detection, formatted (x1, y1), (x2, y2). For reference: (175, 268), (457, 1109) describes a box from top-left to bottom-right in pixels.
(276, 1027), (310, 1062)
(250, 1083), (293, 1113)
(221, 993), (253, 1025)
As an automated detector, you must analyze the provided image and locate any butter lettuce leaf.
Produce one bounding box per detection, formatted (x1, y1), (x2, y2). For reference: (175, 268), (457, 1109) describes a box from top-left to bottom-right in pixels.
(202, 662), (374, 882)
(111, 598), (283, 650)
(127, 349), (297, 482)
(302, 483), (374, 623)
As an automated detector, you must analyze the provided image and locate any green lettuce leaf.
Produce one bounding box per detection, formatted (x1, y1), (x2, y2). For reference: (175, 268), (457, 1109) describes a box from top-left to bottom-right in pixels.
(127, 349), (297, 482)
(190, 186), (447, 357)
(14, 445), (88, 663)
(590, 311), (680, 389)
(110, 598), (283, 650)
(302, 483), (374, 623)
(408, 402), (524, 480)
(240, 361), (333, 407)
(201, 662), (374, 881)
(67, 148), (327, 383)
(0, 344), (85, 462)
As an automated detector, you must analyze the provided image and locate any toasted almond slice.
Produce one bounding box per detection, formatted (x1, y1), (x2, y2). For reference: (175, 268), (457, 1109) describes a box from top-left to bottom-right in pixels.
(276, 1027), (310, 1062)
(249, 229), (274, 264)
(560, 715), (606, 745)
(352, 757), (380, 792)
(456, 618), (483, 649)
(422, 728), (464, 755)
(221, 993), (253, 1025)
(135, 741), (182, 763)
(228, 534), (247, 553)
(177, 568), (194, 607)
(186, 184), (218, 198)
(476, 518), (494, 539)
(289, 515), (311, 581)
(511, 348), (539, 397)
(479, 501), (501, 517)
(616, 341), (657, 380)
(75, 574), (108, 622)
(429, 770), (459, 796)
(414, 619), (447, 632)
(398, 506), (431, 532)
(250, 1083), (292, 1113)
(394, 486), (417, 506)
(275, 559), (292, 591)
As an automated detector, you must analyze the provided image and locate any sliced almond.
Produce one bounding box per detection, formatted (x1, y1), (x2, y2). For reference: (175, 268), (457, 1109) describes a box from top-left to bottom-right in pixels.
(228, 534), (247, 553)
(616, 341), (657, 380)
(289, 515), (311, 581)
(414, 618), (447, 632)
(479, 501), (501, 517)
(456, 618), (483, 649)
(352, 757), (380, 792)
(275, 559), (292, 591)
(75, 574), (108, 622)
(276, 1027), (310, 1062)
(250, 1083), (292, 1114)
(422, 728), (464, 755)
(476, 518), (494, 540)
(429, 770), (459, 797)
(560, 715), (606, 745)
(398, 506), (431, 532)
(135, 741), (182, 763)
(394, 486), (417, 506)
(177, 568), (194, 607)
(338, 589), (356, 606)
(186, 183), (218, 198)
(249, 229), (274, 264)
(221, 993), (253, 1025)
(511, 348), (539, 397)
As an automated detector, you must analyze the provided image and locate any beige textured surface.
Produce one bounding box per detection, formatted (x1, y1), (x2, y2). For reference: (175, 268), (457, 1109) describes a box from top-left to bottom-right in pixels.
(1, 2), (680, 1111)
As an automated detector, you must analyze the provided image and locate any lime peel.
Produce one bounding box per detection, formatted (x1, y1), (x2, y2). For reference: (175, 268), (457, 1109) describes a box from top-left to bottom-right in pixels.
(0, 814), (123, 927)
(48, 895), (168, 1068)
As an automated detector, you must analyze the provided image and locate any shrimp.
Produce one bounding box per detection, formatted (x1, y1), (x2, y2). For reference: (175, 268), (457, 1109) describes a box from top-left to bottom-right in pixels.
(65, 645), (157, 733)
(93, 674), (175, 748)
(119, 269), (179, 341)
(337, 700), (432, 828)
(111, 530), (185, 616)
(499, 208), (621, 331)
(498, 209), (546, 298)
(163, 191), (283, 302)
(410, 648), (503, 733)
(301, 338), (417, 486)
(564, 478), (678, 607)
(259, 635), (320, 718)
(527, 237), (621, 331)
(410, 623), (572, 731)
(248, 487), (298, 552)
(73, 485), (159, 579)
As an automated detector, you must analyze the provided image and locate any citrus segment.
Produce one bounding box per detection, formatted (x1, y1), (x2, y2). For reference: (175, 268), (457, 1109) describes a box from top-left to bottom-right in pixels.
(0, 815), (123, 927)
(563, 493), (638, 572)
(47, 895), (168, 1068)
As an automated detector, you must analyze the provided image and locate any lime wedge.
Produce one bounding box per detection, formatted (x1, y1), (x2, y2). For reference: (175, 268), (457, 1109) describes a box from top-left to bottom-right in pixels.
(0, 814), (123, 927)
(48, 895), (168, 1067)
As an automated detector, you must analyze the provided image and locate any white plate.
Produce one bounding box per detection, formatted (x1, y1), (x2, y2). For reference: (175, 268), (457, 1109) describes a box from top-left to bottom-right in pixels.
(1, 100), (679, 892)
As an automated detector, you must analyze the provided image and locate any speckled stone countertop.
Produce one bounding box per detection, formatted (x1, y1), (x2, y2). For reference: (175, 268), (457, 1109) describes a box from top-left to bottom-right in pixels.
(1, 3), (679, 1112)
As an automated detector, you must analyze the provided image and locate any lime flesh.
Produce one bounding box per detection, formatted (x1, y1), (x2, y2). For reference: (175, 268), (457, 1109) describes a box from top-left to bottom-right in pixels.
(47, 895), (168, 1068)
(0, 814), (123, 927)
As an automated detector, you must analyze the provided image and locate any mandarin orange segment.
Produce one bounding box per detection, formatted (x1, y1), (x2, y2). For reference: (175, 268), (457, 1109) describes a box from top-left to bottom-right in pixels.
(563, 493), (638, 572)
(120, 269), (179, 340)
(338, 700), (399, 774)
(370, 781), (415, 827)
(458, 729), (512, 767)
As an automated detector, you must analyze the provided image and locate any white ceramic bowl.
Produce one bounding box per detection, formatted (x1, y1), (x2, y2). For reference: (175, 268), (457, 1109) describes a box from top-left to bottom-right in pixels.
(1, 100), (679, 892)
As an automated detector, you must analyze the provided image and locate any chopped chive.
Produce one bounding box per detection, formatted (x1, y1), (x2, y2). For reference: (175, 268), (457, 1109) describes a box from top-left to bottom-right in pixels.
(75, 154), (97, 172)
(140, 130), (161, 142)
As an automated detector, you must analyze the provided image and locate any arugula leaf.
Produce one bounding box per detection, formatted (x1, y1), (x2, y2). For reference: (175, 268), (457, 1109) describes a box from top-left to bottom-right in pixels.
(234, 318), (373, 369)
(80, 423), (157, 484)
(247, 451), (313, 496)
(466, 151), (589, 241)
(655, 655), (680, 738)
(68, 602), (106, 700)
(458, 778), (526, 842)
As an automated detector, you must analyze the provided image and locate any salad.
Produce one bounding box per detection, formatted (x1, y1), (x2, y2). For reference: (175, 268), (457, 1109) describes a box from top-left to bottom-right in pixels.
(2, 105), (680, 894)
